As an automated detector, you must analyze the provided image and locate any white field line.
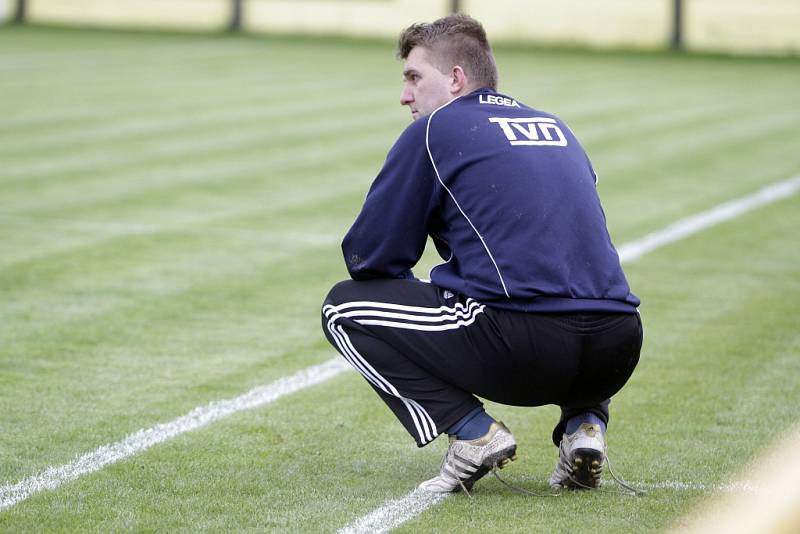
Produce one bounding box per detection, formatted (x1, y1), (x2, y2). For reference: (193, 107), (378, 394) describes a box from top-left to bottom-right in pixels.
(1, 174), (798, 516)
(0, 359), (351, 512)
(617, 174), (800, 262)
(338, 489), (449, 534)
(339, 492), (450, 533)
(642, 480), (769, 495)
(336, 174), (800, 533)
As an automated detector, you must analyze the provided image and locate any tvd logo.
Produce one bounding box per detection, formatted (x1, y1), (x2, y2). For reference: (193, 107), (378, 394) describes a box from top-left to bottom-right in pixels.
(489, 117), (568, 147)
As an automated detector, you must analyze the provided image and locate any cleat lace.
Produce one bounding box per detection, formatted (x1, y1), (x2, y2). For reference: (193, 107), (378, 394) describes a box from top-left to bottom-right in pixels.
(449, 443), (645, 498)
(605, 451), (646, 496)
(490, 446), (646, 498)
(491, 469), (561, 497)
(457, 477), (473, 498)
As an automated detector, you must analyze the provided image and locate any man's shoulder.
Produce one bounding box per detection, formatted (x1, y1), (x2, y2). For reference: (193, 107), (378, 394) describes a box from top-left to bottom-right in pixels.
(378, 115), (429, 164)
(395, 113), (431, 146)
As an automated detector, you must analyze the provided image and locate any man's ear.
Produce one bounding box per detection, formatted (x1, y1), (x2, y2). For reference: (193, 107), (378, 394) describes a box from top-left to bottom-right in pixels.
(450, 65), (467, 95)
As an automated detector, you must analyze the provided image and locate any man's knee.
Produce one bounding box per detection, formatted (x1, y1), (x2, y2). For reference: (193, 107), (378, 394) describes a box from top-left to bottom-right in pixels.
(322, 280), (346, 349)
(321, 279), (361, 338)
(323, 279), (353, 307)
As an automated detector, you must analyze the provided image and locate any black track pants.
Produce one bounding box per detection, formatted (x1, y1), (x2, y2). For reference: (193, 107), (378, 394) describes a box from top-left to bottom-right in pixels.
(321, 278), (642, 447)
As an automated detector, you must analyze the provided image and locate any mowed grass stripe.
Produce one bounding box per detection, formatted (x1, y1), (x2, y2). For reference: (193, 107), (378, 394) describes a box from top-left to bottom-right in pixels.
(0, 42), (394, 131)
(0, 34), (390, 78)
(504, 53), (798, 112)
(0, 75), (388, 142)
(0, 149), (376, 266)
(0, 65), (397, 159)
(0, 37), (272, 65)
(1, 226), (346, 341)
(0, 96), (399, 180)
(0, 57), (390, 108)
(0, 32), (393, 69)
(0, 45), (390, 128)
(0, 213), (343, 268)
(597, 107), (800, 174)
(0, 154), (366, 266)
(0, 37), (391, 84)
(0, 119), (394, 215)
(0, 182), (356, 311)
(0, 39), (396, 134)
(1, 223), (336, 323)
(574, 86), (799, 157)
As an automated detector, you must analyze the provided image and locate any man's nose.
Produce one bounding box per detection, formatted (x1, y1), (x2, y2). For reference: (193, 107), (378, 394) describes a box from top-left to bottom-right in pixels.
(400, 85), (413, 106)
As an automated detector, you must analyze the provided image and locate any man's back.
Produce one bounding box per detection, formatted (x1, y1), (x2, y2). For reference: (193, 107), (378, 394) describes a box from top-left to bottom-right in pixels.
(428, 89), (638, 311)
(345, 88), (638, 313)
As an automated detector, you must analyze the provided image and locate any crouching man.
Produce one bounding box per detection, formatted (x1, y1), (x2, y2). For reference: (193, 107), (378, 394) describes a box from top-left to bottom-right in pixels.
(322, 14), (642, 493)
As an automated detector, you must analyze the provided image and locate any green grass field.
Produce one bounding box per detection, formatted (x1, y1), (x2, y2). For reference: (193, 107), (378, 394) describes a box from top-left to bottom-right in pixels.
(1, 25), (799, 533)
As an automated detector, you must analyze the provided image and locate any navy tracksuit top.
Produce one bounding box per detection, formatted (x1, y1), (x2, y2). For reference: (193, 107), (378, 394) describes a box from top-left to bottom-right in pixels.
(342, 88), (640, 314)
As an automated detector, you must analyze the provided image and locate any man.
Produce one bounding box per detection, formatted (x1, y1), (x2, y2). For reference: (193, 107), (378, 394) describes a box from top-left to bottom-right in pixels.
(321, 14), (642, 494)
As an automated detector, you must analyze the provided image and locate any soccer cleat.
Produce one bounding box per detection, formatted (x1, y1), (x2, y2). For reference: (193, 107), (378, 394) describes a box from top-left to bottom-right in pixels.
(549, 422), (605, 490)
(418, 421), (517, 494)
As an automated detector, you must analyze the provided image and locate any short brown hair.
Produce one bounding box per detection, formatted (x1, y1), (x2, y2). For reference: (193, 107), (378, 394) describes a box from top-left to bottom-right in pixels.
(398, 14), (498, 90)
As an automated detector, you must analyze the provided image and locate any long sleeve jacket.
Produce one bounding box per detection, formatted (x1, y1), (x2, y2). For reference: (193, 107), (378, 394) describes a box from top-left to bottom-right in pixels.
(342, 88), (639, 314)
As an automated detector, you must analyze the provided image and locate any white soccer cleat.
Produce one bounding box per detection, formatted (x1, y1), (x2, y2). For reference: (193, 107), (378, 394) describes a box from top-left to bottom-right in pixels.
(549, 422), (605, 490)
(418, 421), (517, 494)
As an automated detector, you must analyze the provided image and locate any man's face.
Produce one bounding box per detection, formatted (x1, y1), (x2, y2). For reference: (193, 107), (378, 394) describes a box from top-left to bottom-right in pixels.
(400, 47), (454, 120)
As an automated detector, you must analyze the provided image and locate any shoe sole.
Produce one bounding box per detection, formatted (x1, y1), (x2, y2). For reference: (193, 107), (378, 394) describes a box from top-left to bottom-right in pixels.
(568, 447), (603, 489)
(462, 445), (517, 491)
